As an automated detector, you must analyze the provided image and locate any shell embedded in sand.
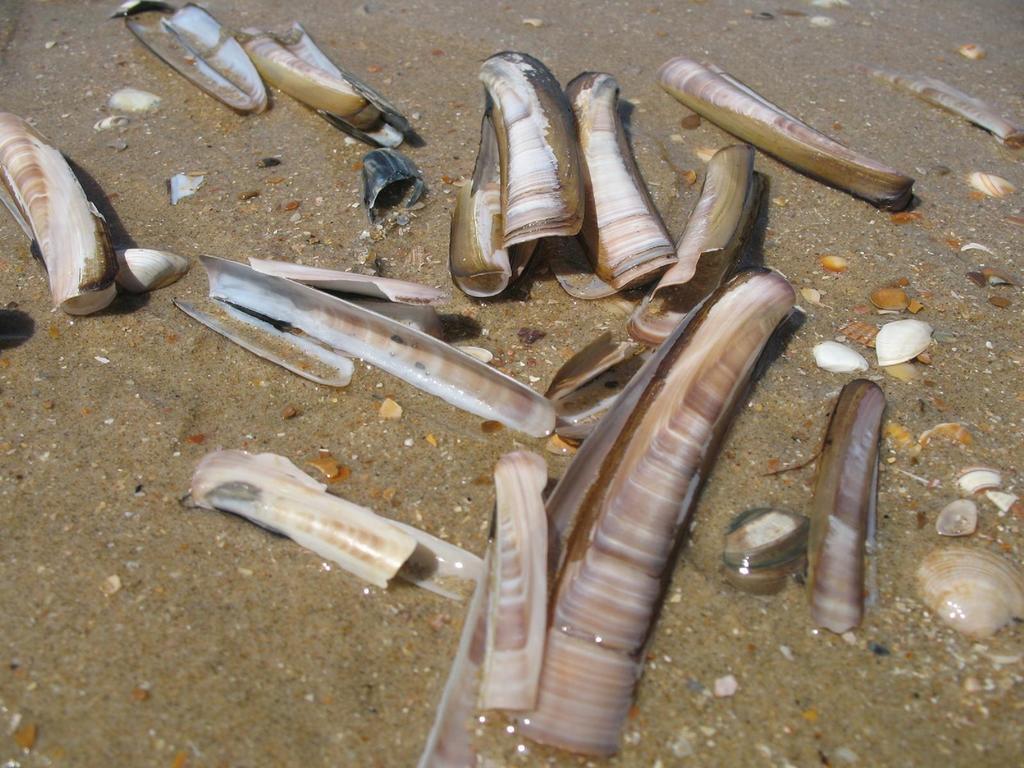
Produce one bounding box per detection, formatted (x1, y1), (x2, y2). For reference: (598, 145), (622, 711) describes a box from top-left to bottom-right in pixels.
(813, 341), (868, 373)
(968, 172), (1015, 198)
(957, 44), (986, 60)
(917, 548), (1024, 638)
(116, 248), (189, 293)
(875, 319), (932, 366)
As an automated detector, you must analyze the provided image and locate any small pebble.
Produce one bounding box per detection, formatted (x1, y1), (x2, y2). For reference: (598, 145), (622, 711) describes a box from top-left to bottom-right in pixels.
(379, 397), (403, 420)
(713, 674), (738, 697)
(809, 15), (835, 27)
(522, 17), (544, 27)
(257, 157), (282, 168)
(101, 574), (122, 596)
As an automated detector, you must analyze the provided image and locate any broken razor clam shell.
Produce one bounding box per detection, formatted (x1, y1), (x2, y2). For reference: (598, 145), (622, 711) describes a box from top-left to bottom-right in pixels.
(657, 57), (914, 210)
(566, 72), (675, 290)
(0, 112), (118, 314)
(107, 87), (161, 113)
(115, 247), (189, 293)
(248, 258), (447, 305)
(935, 499), (978, 537)
(449, 112), (538, 297)
(169, 172), (204, 204)
(119, 3), (267, 113)
(859, 65), (1024, 148)
(552, 349), (648, 441)
(545, 331), (639, 401)
(174, 297), (355, 387)
(519, 270), (796, 756)
(239, 22), (409, 147)
(480, 451), (548, 711)
(917, 548), (1024, 638)
(546, 235), (620, 300)
(807, 379), (886, 634)
(361, 149), (425, 224)
(812, 340), (868, 373)
(874, 318), (932, 366)
(480, 51), (584, 247)
(723, 507), (809, 594)
(190, 450), (480, 597)
(629, 145), (766, 345)
(197, 256), (555, 437)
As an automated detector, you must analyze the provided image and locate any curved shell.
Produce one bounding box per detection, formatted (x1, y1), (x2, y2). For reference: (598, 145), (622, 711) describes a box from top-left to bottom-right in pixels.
(567, 72), (675, 290)
(116, 247), (190, 293)
(657, 57), (914, 210)
(967, 172), (1015, 198)
(723, 507), (809, 594)
(480, 52), (584, 247)
(935, 499), (978, 537)
(0, 112), (118, 314)
(874, 319), (932, 366)
(917, 548), (1024, 638)
(813, 340), (869, 373)
(361, 148), (424, 224)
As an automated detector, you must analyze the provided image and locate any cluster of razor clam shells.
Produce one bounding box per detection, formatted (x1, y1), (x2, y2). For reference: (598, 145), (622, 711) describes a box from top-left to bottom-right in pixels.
(3, 4), (1024, 761)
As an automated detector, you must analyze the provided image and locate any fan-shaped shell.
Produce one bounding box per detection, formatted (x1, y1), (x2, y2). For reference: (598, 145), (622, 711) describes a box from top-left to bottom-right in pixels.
(917, 548), (1024, 638)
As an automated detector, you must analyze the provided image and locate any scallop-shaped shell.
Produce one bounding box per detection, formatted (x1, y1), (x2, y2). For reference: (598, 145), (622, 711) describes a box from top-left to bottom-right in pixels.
(957, 466), (1001, 495)
(812, 341), (868, 373)
(874, 318), (932, 366)
(116, 248), (190, 293)
(723, 507), (809, 594)
(968, 172), (1015, 198)
(917, 548), (1024, 638)
(935, 499), (978, 537)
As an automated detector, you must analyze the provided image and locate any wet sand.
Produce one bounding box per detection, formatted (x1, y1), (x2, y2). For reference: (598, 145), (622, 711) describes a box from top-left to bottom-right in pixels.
(1, 0), (1023, 765)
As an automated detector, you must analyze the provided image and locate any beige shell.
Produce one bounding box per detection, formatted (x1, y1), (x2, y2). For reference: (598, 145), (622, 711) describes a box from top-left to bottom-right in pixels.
(957, 466), (1002, 495)
(935, 499), (978, 537)
(875, 319), (932, 366)
(957, 43), (986, 60)
(917, 548), (1024, 638)
(115, 248), (190, 293)
(968, 172), (1015, 198)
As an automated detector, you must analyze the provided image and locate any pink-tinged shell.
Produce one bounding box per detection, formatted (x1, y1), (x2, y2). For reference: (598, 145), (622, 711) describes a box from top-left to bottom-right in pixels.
(917, 548), (1024, 638)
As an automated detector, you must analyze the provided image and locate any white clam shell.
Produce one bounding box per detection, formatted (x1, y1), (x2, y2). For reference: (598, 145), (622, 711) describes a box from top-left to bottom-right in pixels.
(812, 341), (868, 373)
(935, 499), (978, 537)
(108, 87), (161, 113)
(917, 548), (1024, 638)
(116, 248), (190, 293)
(875, 319), (932, 366)
(957, 466), (1002, 495)
(967, 171), (1015, 198)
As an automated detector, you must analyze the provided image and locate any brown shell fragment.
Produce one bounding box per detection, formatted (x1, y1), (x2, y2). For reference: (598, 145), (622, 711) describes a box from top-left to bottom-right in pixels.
(838, 320), (878, 348)
(870, 286), (910, 311)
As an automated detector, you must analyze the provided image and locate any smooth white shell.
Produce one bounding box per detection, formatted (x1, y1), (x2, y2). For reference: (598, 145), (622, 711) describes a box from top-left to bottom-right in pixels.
(108, 87), (161, 113)
(986, 490), (1019, 513)
(169, 173), (204, 204)
(917, 548), (1024, 638)
(967, 172), (1015, 198)
(875, 319), (932, 366)
(116, 248), (190, 293)
(813, 341), (868, 373)
(935, 499), (978, 537)
(957, 466), (1002, 495)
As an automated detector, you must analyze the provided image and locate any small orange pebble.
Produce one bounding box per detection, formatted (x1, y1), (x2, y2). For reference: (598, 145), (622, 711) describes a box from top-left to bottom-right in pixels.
(907, 299), (925, 314)
(918, 422), (973, 447)
(870, 286), (909, 311)
(680, 114), (701, 130)
(681, 169), (698, 186)
(481, 420), (504, 434)
(916, 351), (933, 365)
(431, 48), (445, 56)
(545, 434), (579, 456)
(884, 422), (913, 447)
(988, 295), (1012, 309)
(48, 323), (60, 339)
(281, 405), (300, 419)
(424, 433), (438, 447)
(171, 751), (188, 768)
(13, 722), (37, 750)
(185, 433), (206, 445)
(837, 320), (878, 348)
(367, 64), (383, 73)
(282, 200), (300, 212)
(819, 254), (848, 273)
(801, 708), (819, 723)
(944, 237), (963, 250)
(132, 686), (150, 702)
(265, 176), (285, 185)
(889, 211), (922, 224)
(307, 454), (350, 482)
(378, 397), (403, 420)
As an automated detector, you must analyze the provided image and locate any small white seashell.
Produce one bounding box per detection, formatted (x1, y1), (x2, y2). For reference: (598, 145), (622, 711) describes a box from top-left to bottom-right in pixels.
(169, 173), (204, 204)
(957, 43), (986, 60)
(957, 466), (1002, 495)
(94, 115), (130, 132)
(809, 15), (836, 27)
(960, 242), (994, 255)
(967, 171), (1015, 198)
(986, 490), (1019, 513)
(459, 346), (494, 364)
(115, 248), (190, 293)
(917, 548), (1024, 638)
(108, 87), (161, 113)
(713, 674), (739, 697)
(813, 341), (868, 373)
(811, 0), (849, 6)
(935, 499), (978, 537)
(874, 319), (932, 366)
(522, 17), (544, 27)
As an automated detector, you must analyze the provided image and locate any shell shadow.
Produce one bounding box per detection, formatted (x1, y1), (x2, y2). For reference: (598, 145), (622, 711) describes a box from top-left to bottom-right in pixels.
(0, 308), (34, 349)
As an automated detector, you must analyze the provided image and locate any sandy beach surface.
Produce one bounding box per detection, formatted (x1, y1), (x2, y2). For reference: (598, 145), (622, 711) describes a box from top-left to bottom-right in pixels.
(1, 0), (1022, 765)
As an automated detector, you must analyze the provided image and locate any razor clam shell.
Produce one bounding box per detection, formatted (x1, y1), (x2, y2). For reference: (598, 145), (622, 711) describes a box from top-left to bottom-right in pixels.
(345, 299), (444, 339)
(917, 548), (1024, 638)
(200, 256), (555, 437)
(361, 148), (425, 224)
(124, 4), (267, 113)
(629, 146), (765, 345)
(480, 451), (548, 711)
(0, 112), (118, 315)
(480, 52), (584, 247)
(545, 332), (638, 401)
(567, 72), (675, 289)
(190, 450), (417, 589)
(174, 297), (354, 387)
(807, 379), (886, 634)
(859, 65), (1024, 148)
(248, 258), (447, 305)
(723, 507), (809, 594)
(116, 247), (189, 293)
(657, 57), (914, 210)
(552, 350), (647, 440)
(546, 235), (620, 300)
(417, 549), (490, 768)
(520, 270), (796, 755)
